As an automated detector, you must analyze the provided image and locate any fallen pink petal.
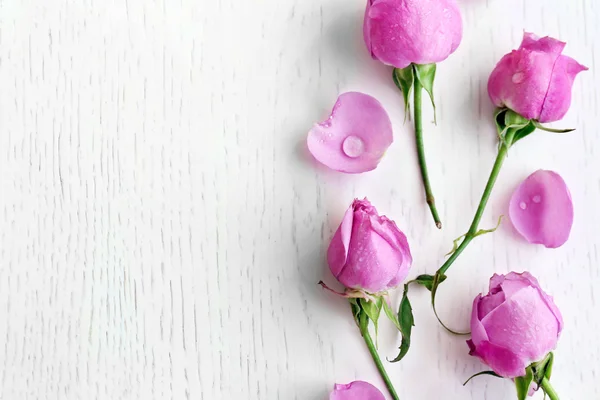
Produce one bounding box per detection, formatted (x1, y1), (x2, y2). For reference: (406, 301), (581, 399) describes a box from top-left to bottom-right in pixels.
(307, 92), (393, 173)
(509, 170), (574, 248)
(330, 381), (385, 400)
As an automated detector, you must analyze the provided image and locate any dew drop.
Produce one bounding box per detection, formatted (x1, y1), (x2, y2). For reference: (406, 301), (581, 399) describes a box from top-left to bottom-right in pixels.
(520, 201), (527, 210)
(532, 195), (541, 204)
(342, 135), (365, 158)
(512, 72), (525, 84)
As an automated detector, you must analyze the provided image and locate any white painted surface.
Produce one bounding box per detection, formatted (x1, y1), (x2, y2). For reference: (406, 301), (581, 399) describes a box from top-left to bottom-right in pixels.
(0, 0), (598, 399)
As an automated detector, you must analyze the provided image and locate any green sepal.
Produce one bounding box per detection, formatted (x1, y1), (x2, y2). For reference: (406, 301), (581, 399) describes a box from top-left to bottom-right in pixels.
(463, 370), (502, 386)
(413, 274), (447, 292)
(389, 284), (414, 363)
(359, 297), (384, 339)
(532, 352), (554, 388)
(494, 107), (509, 136)
(413, 63), (437, 123)
(382, 297), (402, 331)
(515, 367), (534, 400)
(533, 121), (575, 134)
(393, 66), (415, 120)
(349, 298), (362, 326)
(512, 122), (537, 145)
(494, 108), (537, 147)
(505, 109), (530, 127)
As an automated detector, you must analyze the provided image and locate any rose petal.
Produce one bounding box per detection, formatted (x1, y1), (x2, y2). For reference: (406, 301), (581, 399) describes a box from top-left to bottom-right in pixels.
(509, 170), (573, 248)
(327, 205), (355, 279)
(330, 381), (385, 400)
(307, 92), (393, 173)
(487, 48), (559, 120)
(369, 215), (413, 288)
(471, 340), (527, 378)
(478, 291), (505, 320)
(519, 32), (566, 56)
(503, 272), (564, 334)
(481, 287), (560, 365)
(488, 273), (506, 292)
(469, 295), (489, 347)
(539, 55), (588, 122)
(338, 206), (408, 292)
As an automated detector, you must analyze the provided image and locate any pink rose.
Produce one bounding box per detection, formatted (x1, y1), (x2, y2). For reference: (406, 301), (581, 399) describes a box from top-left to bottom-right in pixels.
(488, 32), (587, 123)
(467, 272), (563, 378)
(330, 381), (385, 400)
(327, 199), (412, 293)
(363, 0), (463, 69)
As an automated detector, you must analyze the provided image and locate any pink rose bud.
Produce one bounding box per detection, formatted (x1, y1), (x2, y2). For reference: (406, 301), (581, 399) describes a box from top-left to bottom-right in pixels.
(467, 272), (563, 378)
(327, 199), (412, 293)
(488, 32), (587, 123)
(363, 0), (463, 69)
(330, 381), (385, 400)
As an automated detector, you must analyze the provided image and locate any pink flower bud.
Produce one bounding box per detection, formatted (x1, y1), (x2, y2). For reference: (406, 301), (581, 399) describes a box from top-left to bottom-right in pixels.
(467, 272), (563, 378)
(330, 381), (385, 400)
(327, 199), (412, 293)
(488, 33), (587, 123)
(363, 0), (463, 69)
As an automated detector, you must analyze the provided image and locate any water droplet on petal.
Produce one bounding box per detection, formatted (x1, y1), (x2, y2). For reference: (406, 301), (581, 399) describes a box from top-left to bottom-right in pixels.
(342, 136), (365, 158)
(520, 201), (527, 210)
(512, 72), (525, 84)
(532, 195), (541, 203)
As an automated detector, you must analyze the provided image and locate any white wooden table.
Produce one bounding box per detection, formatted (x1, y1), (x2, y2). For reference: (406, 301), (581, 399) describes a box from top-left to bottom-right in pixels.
(1, 0), (598, 399)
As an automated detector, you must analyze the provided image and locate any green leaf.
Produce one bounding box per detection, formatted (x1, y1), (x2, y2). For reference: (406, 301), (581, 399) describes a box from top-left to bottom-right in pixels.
(533, 121), (575, 133)
(382, 297), (402, 331)
(393, 66), (414, 119)
(413, 63), (437, 123)
(389, 284), (414, 362)
(359, 297), (383, 338)
(515, 367), (534, 400)
(414, 274), (447, 292)
(463, 370), (502, 386)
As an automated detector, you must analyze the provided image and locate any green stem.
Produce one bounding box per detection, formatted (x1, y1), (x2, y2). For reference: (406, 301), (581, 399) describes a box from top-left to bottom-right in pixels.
(539, 377), (560, 400)
(437, 138), (511, 276)
(413, 78), (442, 229)
(359, 312), (400, 400)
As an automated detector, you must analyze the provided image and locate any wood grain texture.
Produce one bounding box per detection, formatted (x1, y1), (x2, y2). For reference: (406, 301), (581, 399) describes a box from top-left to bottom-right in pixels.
(0, 0), (598, 399)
